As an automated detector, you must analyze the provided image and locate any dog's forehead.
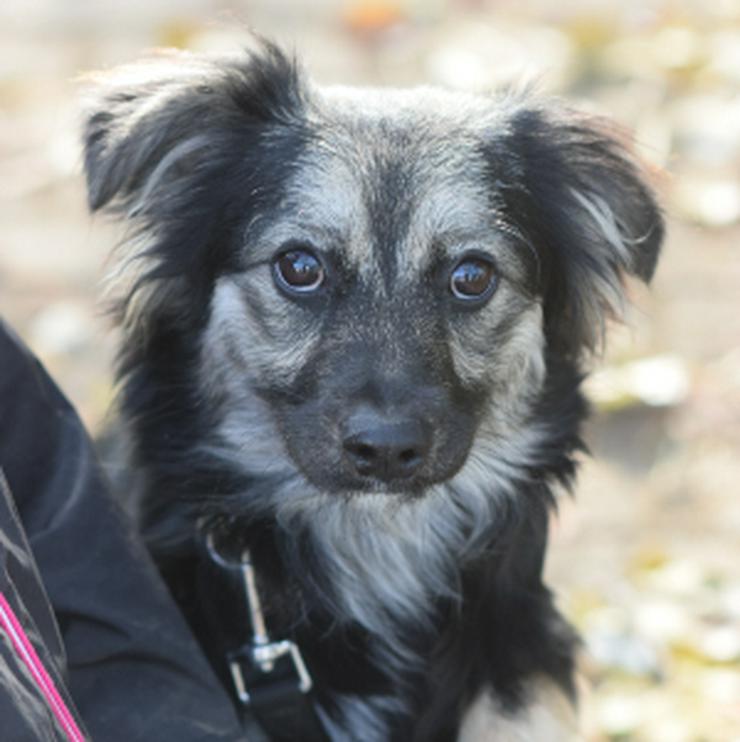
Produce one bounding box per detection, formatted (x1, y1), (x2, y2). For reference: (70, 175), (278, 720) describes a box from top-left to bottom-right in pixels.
(259, 87), (516, 283)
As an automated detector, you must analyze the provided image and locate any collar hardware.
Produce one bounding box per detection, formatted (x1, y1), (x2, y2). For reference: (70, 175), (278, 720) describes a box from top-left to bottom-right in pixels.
(203, 527), (313, 706)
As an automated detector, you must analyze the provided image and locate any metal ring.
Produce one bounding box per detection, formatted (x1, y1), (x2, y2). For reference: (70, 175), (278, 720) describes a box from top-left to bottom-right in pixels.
(199, 519), (248, 570)
(204, 529), (240, 569)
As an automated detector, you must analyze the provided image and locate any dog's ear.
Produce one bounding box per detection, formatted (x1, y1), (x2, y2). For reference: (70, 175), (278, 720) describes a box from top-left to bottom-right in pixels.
(497, 103), (664, 356)
(81, 41), (308, 330)
(82, 40), (305, 215)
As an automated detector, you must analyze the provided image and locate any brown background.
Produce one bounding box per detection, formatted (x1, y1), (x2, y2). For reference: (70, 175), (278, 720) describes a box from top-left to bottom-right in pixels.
(1, 1), (739, 739)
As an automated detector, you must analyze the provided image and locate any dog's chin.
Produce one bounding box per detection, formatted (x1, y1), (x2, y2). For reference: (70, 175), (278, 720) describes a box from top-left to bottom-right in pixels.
(290, 453), (471, 502)
(308, 475), (430, 501)
(340, 481), (429, 501)
(295, 466), (453, 504)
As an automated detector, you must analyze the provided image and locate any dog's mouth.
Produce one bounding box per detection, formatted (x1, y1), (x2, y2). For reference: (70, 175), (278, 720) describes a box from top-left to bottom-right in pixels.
(294, 462), (433, 500)
(274, 389), (481, 500)
(285, 435), (472, 501)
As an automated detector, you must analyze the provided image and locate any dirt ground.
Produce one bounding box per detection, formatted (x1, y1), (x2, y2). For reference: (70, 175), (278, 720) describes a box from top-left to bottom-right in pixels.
(1, 2), (739, 739)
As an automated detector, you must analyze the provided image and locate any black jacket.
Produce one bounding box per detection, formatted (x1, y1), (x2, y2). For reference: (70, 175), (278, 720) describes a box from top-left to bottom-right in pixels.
(0, 321), (247, 741)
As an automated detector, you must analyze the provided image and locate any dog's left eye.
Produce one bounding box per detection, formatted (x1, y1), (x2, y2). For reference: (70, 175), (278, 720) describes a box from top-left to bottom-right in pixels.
(449, 255), (498, 303)
(273, 248), (325, 294)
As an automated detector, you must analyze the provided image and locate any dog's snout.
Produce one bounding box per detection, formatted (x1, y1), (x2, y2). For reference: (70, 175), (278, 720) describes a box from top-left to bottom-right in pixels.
(342, 412), (431, 482)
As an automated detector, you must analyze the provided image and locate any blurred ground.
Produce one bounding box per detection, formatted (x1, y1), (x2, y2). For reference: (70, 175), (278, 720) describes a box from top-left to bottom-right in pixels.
(1, 1), (739, 739)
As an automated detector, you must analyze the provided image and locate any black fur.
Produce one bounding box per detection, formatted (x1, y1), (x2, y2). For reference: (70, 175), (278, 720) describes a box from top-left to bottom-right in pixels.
(84, 40), (663, 740)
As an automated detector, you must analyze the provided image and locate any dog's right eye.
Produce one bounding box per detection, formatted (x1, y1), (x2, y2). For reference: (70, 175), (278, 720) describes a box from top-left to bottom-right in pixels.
(273, 247), (325, 295)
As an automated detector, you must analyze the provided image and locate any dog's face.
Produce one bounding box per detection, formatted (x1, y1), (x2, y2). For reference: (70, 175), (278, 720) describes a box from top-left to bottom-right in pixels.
(83, 43), (662, 509)
(205, 89), (548, 497)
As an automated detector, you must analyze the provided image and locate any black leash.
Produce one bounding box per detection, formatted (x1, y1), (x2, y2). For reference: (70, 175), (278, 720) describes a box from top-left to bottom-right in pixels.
(198, 523), (330, 742)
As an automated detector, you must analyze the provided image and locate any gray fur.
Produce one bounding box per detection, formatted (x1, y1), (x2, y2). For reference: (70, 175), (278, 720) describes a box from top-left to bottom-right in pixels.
(82, 43), (663, 740)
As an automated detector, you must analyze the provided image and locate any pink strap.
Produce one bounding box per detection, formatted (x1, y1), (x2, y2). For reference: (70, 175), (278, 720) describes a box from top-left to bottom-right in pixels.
(0, 591), (86, 742)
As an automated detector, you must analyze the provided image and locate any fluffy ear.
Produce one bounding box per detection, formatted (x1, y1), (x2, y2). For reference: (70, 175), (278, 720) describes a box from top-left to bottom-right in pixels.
(498, 102), (664, 356)
(81, 41), (309, 333)
(82, 41), (305, 214)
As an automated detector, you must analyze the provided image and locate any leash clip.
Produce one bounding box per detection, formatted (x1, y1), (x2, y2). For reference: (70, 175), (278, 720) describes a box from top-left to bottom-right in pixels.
(204, 528), (313, 705)
(229, 639), (313, 704)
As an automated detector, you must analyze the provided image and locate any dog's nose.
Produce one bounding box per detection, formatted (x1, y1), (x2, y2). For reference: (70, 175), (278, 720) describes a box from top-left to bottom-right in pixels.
(342, 413), (431, 482)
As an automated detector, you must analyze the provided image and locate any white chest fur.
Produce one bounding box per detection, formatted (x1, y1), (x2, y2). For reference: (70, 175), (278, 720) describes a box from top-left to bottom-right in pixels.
(458, 677), (581, 742)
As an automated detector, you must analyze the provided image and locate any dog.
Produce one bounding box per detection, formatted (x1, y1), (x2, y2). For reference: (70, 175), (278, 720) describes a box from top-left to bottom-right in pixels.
(82, 39), (663, 741)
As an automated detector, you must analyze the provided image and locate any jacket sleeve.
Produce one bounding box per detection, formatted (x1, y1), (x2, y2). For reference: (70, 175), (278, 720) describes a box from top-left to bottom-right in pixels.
(0, 320), (247, 741)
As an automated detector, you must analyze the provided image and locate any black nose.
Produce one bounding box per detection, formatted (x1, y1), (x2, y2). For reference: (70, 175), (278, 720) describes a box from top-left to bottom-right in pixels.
(342, 412), (431, 482)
